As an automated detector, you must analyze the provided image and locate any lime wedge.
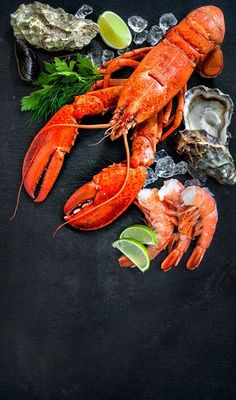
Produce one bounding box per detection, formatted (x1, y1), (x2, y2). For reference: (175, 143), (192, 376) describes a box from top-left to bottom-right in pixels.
(97, 11), (132, 49)
(112, 238), (150, 272)
(120, 224), (158, 245)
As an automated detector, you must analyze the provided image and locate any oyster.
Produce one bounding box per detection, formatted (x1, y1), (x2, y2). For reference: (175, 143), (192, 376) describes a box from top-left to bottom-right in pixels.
(184, 86), (234, 145)
(10, 2), (99, 52)
(177, 130), (236, 185)
(179, 86), (236, 185)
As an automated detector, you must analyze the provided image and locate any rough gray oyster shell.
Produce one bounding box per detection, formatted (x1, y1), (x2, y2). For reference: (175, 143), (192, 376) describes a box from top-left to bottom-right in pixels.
(184, 86), (234, 145)
(10, 2), (99, 52)
(177, 130), (236, 185)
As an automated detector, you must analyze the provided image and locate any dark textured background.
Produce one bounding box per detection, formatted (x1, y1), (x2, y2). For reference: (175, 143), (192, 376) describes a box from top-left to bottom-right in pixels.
(0, 0), (236, 399)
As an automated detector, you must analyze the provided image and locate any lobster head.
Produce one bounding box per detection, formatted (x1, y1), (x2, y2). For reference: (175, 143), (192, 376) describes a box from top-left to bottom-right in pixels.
(186, 6), (225, 46)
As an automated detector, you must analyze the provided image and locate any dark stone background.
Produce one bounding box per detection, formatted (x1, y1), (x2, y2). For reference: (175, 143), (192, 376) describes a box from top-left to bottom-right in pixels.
(0, 0), (236, 399)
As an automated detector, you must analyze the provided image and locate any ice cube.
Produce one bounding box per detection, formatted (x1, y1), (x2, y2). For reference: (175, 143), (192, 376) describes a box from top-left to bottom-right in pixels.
(133, 30), (148, 45)
(102, 49), (115, 63)
(117, 47), (130, 55)
(87, 50), (102, 66)
(127, 16), (148, 33)
(174, 161), (188, 175)
(155, 156), (176, 178)
(188, 165), (207, 185)
(143, 167), (158, 187)
(147, 25), (165, 46)
(184, 179), (201, 187)
(75, 4), (93, 18)
(154, 149), (168, 162)
(159, 13), (178, 31)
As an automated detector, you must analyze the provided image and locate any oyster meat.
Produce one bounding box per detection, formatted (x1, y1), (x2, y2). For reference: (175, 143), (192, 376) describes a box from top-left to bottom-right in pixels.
(10, 2), (99, 52)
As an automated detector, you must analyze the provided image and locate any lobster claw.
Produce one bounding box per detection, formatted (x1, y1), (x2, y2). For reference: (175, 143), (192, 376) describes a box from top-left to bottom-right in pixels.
(64, 163), (146, 230)
(23, 105), (78, 202)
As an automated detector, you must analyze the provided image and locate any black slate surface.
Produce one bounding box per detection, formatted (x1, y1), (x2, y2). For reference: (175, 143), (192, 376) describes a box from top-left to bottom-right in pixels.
(0, 0), (236, 399)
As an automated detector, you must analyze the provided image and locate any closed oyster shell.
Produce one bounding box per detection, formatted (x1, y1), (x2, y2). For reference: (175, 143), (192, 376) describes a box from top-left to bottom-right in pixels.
(184, 86), (234, 145)
(14, 39), (39, 82)
(10, 2), (99, 52)
(177, 130), (236, 185)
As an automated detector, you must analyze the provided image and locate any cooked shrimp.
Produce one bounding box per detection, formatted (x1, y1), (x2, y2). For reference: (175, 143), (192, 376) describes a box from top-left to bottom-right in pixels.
(118, 188), (177, 267)
(161, 232), (191, 271)
(179, 186), (218, 270)
(157, 179), (192, 272)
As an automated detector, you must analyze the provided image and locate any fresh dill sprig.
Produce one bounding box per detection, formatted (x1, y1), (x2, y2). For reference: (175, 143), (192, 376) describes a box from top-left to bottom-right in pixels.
(21, 54), (103, 123)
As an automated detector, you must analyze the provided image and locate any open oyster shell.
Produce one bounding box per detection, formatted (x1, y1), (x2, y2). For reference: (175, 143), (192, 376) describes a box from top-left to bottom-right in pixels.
(10, 2), (99, 52)
(177, 130), (236, 185)
(184, 86), (234, 145)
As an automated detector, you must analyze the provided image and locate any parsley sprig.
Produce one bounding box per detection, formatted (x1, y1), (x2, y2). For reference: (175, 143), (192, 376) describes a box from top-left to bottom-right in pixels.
(21, 54), (103, 123)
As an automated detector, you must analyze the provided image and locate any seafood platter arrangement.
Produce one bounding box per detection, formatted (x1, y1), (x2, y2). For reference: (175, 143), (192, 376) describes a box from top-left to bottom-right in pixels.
(10, 2), (236, 273)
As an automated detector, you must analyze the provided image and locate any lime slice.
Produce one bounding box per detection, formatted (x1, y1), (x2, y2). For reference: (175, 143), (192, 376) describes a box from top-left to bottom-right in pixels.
(120, 224), (158, 245)
(97, 11), (132, 49)
(112, 238), (150, 272)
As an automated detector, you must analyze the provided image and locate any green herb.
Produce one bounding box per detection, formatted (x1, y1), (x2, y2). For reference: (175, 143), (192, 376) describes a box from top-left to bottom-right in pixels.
(21, 54), (103, 123)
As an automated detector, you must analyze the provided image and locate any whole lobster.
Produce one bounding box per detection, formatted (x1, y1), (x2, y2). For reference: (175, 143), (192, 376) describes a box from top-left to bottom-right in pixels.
(18, 6), (225, 231)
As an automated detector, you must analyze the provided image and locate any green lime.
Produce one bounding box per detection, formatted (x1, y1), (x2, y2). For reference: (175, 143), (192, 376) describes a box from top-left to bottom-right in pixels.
(120, 224), (158, 245)
(97, 11), (132, 49)
(112, 238), (150, 272)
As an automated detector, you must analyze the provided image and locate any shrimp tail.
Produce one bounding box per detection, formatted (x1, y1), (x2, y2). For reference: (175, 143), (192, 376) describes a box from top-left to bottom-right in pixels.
(118, 255), (134, 268)
(161, 249), (184, 272)
(187, 245), (206, 270)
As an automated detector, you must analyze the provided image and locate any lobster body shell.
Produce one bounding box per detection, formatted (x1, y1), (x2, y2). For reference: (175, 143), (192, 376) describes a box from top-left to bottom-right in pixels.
(111, 6), (225, 138)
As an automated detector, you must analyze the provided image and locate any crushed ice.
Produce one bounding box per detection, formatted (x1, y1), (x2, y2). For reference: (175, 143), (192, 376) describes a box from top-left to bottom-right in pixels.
(128, 16), (148, 33)
(87, 50), (102, 66)
(143, 167), (158, 187)
(144, 150), (189, 187)
(159, 13), (178, 30)
(75, 4), (93, 19)
(133, 30), (148, 45)
(143, 149), (206, 188)
(102, 49), (114, 63)
(147, 25), (165, 46)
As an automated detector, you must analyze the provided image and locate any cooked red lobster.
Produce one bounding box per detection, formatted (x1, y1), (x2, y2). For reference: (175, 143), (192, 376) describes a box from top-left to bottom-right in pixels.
(18, 6), (225, 230)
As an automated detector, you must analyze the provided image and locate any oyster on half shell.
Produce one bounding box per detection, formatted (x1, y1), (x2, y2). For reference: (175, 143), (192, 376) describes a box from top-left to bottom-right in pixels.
(184, 86), (234, 145)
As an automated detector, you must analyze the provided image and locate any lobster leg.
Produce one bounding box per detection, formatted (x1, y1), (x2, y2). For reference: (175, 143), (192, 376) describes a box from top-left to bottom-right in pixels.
(103, 59), (140, 88)
(22, 86), (122, 202)
(163, 100), (173, 126)
(88, 78), (127, 91)
(99, 47), (152, 71)
(160, 84), (187, 141)
(130, 111), (163, 168)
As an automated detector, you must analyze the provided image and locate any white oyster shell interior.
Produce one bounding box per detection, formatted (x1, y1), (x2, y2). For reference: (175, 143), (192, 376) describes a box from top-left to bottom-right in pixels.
(184, 86), (234, 145)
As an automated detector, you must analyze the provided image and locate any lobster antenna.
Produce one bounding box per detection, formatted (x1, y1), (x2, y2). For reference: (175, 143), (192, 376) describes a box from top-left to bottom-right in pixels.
(9, 175), (25, 221)
(52, 131), (130, 237)
(89, 122), (119, 146)
(40, 123), (111, 131)
(52, 219), (71, 238)
(9, 153), (38, 220)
